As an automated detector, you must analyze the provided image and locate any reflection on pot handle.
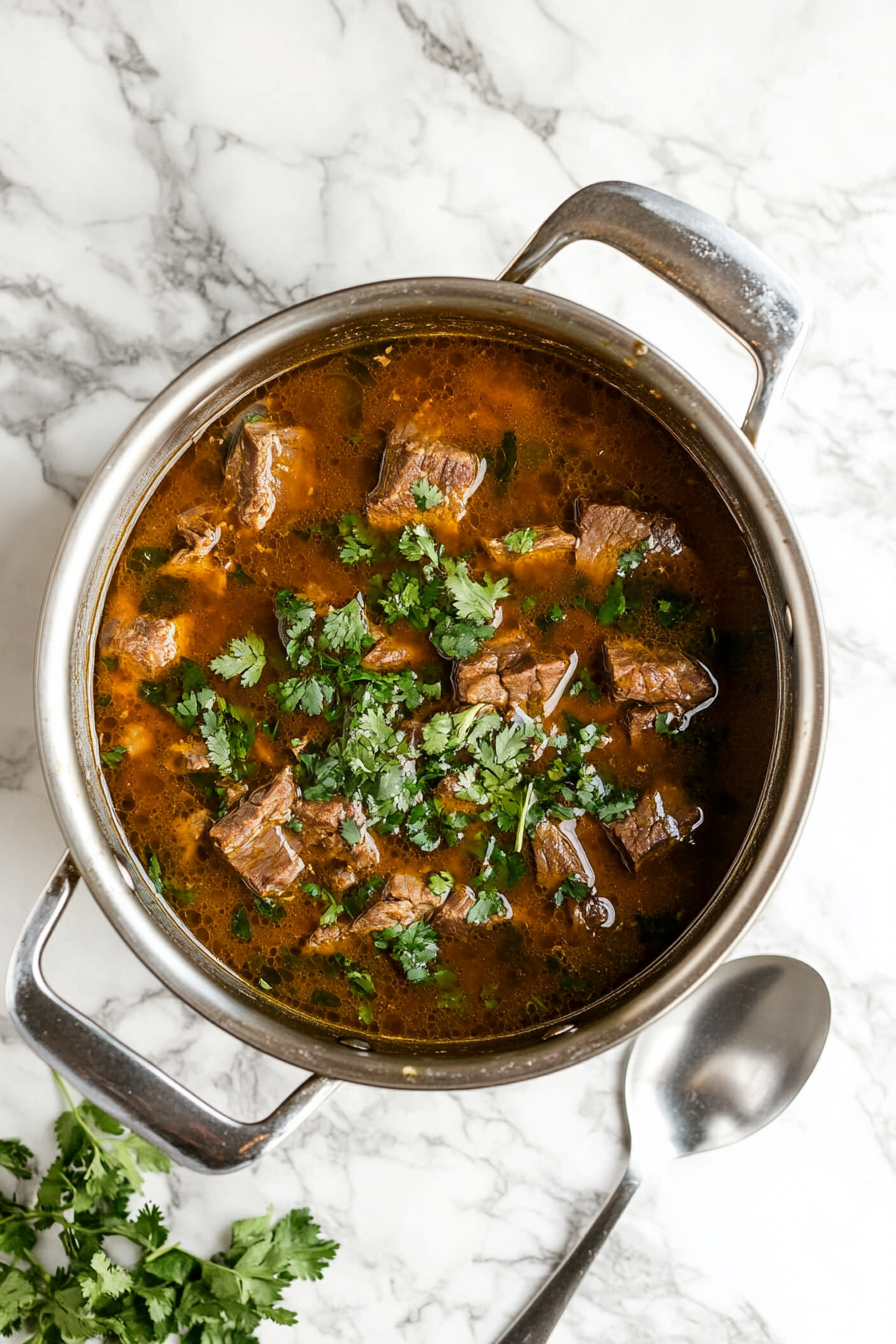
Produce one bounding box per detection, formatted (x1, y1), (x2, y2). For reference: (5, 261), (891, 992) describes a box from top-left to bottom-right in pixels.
(498, 180), (809, 446)
(6, 852), (341, 1174)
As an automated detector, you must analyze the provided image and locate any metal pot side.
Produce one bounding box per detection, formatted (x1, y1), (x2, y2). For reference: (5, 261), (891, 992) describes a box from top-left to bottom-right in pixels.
(30, 273), (826, 1091)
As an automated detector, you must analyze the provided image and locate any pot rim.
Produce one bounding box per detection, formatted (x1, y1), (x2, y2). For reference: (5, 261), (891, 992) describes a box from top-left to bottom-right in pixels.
(33, 275), (827, 1089)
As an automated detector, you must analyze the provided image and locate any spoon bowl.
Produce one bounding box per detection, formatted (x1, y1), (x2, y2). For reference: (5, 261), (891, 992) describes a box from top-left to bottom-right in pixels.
(496, 955), (831, 1344)
(626, 955), (831, 1171)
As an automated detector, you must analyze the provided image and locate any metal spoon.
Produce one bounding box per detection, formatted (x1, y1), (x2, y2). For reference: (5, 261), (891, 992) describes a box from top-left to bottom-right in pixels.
(496, 954), (831, 1344)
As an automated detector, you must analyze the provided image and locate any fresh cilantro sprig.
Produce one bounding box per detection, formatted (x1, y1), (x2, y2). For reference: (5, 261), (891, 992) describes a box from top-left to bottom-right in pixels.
(100, 745), (127, 769)
(410, 478), (444, 511)
(554, 876), (592, 908)
(503, 527), (536, 555)
(338, 513), (380, 565)
(0, 1080), (337, 1344)
(616, 538), (649, 576)
(274, 590), (316, 667)
(320, 597), (371, 653)
(373, 920), (440, 983)
(210, 631), (267, 687)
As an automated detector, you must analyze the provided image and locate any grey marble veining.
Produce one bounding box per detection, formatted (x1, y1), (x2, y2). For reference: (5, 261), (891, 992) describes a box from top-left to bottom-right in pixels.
(1, 1), (895, 1341)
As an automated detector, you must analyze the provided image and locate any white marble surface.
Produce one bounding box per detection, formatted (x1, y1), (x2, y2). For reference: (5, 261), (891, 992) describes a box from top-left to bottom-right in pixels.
(1, 1), (895, 1340)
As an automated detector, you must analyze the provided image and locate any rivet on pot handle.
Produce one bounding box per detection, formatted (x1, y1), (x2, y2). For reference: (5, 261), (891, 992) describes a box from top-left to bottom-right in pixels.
(6, 853), (341, 1173)
(498, 180), (809, 446)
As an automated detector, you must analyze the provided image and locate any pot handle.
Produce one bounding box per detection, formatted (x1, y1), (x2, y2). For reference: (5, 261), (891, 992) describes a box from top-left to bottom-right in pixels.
(498, 180), (808, 445)
(6, 852), (341, 1174)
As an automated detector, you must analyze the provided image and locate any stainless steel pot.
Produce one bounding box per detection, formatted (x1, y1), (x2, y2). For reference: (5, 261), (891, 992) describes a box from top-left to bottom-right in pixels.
(7, 182), (826, 1173)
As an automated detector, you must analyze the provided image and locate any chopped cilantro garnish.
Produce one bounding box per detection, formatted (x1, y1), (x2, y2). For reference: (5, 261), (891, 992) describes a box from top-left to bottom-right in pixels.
(338, 816), (363, 846)
(569, 667), (600, 702)
(535, 602), (564, 633)
(231, 562), (255, 585)
(655, 591), (696, 627)
(304, 881), (345, 927)
(617, 539), (649, 576)
(442, 557), (509, 623)
(338, 513), (379, 565)
(503, 527), (536, 555)
(554, 876), (591, 908)
(520, 595), (536, 612)
(210, 631), (267, 687)
(411, 477), (445, 510)
(598, 576), (626, 625)
(334, 953), (376, 1002)
(310, 988), (340, 1008)
(374, 920), (440, 983)
(427, 871), (453, 898)
(398, 523), (443, 567)
(100, 745), (127, 768)
(269, 674), (334, 717)
(467, 888), (505, 923)
(254, 896), (284, 924)
(127, 545), (170, 575)
(231, 906), (252, 941)
(320, 596), (369, 653)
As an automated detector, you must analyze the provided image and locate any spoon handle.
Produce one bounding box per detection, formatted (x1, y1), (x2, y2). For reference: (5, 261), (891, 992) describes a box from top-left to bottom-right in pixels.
(495, 1167), (641, 1344)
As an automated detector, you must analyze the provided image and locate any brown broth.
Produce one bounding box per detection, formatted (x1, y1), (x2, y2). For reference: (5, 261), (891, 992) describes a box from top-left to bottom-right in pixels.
(95, 335), (778, 1044)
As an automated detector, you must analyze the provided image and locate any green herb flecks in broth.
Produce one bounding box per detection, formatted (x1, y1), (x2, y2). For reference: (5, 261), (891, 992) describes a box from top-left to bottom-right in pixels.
(94, 335), (777, 1044)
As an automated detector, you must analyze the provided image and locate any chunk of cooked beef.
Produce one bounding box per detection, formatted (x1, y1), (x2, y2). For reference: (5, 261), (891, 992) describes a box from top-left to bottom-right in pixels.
(603, 637), (714, 706)
(624, 701), (685, 738)
(175, 509), (221, 556)
(484, 525), (577, 563)
(209, 765), (304, 896)
(604, 789), (702, 871)
(164, 739), (212, 773)
(431, 884), (476, 928)
(360, 635), (415, 672)
(225, 420), (282, 530)
(531, 818), (595, 891)
(456, 633), (577, 716)
(305, 872), (442, 951)
(162, 509), (227, 595)
(292, 796), (380, 893)
(351, 872), (441, 933)
(100, 616), (178, 680)
(576, 502), (683, 581)
(367, 422), (485, 526)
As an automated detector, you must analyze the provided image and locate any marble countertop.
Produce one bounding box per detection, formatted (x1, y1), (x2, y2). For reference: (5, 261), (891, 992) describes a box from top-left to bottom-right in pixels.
(1, 2), (894, 1341)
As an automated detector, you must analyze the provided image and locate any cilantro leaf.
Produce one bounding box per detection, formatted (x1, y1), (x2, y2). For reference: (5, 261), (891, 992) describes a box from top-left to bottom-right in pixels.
(466, 888), (505, 923)
(655, 590), (695, 627)
(598, 576), (626, 625)
(338, 817), (363, 846)
(210, 631), (267, 687)
(503, 527), (536, 555)
(274, 590), (316, 666)
(0, 1139), (33, 1181)
(442, 557), (509, 623)
(338, 513), (378, 565)
(373, 920), (440, 982)
(617, 539), (649, 576)
(321, 596), (368, 652)
(427, 871), (453, 898)
(231, 906), (252, 941)
(410, 477), (445, 510)
(100, 745), (127, 768)
(398, 522), (443, 567)
(554, 876), (591, 908)
(269, 674), (334, 716)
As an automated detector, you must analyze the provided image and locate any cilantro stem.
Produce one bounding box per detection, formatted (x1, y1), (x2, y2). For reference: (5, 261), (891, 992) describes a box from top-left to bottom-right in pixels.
(515, 780), (534, 853)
